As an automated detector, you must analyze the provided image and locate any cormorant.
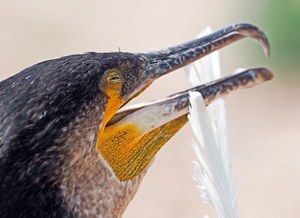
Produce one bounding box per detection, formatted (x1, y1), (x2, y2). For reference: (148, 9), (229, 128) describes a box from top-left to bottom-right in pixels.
(0, 23), (273, 217)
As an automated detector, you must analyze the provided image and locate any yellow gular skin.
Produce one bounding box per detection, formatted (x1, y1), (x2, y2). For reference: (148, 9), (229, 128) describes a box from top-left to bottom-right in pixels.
(97, 71), (188, 181)
(98, 70), (124, 135)
(100, 89), (124, 134)
(97, 115), (188, 181)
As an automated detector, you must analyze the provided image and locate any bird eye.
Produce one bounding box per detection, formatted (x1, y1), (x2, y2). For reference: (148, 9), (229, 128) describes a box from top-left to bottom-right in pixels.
(99, 70), (123, 93)
(107, 71), (122, 84)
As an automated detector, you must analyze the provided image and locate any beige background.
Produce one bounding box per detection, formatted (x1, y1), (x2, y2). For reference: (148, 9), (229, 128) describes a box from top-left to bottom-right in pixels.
(0, 1), (299, 217)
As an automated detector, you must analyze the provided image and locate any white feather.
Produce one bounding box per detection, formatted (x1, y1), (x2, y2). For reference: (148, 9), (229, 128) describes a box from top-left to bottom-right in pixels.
(185, 27), (239, 218)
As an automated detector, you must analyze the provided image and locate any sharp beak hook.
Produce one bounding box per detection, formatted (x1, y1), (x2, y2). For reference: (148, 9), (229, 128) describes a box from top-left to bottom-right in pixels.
(140, 23), (270, 79)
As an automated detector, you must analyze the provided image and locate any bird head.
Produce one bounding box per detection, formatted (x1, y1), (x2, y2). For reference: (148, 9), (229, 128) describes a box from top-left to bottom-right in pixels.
(0, 23), (273, 217)
(95, 23), (271, 181)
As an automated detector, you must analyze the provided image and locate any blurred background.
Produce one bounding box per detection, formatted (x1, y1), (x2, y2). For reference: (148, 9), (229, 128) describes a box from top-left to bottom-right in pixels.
(0, 0), (299, 217)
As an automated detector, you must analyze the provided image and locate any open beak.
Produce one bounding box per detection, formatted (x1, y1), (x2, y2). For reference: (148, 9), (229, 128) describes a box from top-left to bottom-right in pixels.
(98, 23), (273, 181)
(121, 23), (271, 125)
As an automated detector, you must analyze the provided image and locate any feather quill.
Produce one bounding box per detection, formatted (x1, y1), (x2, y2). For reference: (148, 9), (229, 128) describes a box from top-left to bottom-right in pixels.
(185, 27), (239, 218)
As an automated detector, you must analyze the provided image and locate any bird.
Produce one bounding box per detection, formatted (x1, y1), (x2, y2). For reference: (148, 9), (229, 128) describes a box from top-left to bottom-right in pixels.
(0, 23), (273, 217)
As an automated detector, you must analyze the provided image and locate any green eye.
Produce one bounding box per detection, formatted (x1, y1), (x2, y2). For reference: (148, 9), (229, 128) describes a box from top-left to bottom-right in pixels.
(107, 71), (122, 84)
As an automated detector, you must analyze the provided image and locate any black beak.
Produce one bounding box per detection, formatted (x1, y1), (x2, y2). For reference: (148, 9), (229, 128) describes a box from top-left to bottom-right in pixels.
(140, 23), (269, 80)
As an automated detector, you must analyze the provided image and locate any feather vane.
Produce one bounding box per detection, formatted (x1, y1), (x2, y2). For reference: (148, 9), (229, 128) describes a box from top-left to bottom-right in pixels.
(185, 27), (239, 218)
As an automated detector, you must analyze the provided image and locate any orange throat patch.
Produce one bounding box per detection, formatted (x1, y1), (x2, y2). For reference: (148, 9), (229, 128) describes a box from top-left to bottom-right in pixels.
(97, 113), (188, 181)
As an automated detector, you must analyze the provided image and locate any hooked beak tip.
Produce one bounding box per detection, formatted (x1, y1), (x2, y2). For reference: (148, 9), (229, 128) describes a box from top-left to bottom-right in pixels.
(142, 23), (271, 79)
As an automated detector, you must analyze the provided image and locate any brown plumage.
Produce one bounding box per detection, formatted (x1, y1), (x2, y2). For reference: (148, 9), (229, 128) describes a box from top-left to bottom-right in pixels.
(0, 23), (272, 217)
